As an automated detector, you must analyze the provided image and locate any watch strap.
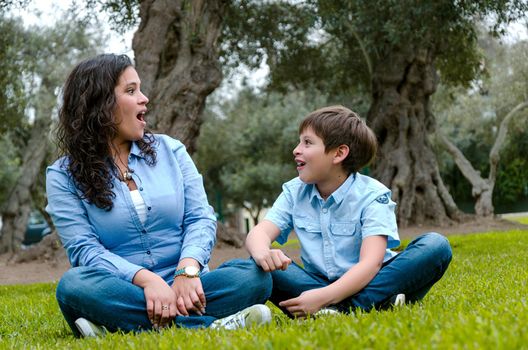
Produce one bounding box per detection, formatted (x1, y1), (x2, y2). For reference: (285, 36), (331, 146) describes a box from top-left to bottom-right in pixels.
(174, 266), (201, 278)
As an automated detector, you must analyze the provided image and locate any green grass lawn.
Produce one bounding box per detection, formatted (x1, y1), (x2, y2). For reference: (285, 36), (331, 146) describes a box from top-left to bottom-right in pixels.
(504, 215), (528, 225)
(1, 230), (527, 349)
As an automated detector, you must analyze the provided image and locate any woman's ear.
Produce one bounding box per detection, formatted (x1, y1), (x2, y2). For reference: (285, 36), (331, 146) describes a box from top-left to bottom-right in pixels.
(333, 144), (349, 164)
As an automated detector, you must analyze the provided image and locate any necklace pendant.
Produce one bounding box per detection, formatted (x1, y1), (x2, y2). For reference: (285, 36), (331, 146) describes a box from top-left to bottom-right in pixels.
(123, 170), (133, 181)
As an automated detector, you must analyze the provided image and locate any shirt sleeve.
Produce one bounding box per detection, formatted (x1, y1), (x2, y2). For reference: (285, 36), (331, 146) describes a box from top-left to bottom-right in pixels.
(264, 187), (294, 245)
(45, 165), (144, 282)
(172, 142), (217, 267)
(360, 192), (400, 249)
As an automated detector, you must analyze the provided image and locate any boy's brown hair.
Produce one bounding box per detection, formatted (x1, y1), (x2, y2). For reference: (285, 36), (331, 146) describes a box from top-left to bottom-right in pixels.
(299, 105), (378, 174)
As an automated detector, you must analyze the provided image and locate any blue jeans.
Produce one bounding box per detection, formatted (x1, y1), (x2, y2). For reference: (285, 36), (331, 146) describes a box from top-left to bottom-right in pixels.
(270, 232), (452, 315)
(56, 258), (272, 336)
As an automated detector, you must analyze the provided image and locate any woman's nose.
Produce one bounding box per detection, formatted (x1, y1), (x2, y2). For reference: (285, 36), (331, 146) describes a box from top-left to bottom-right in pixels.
(140, 91), (149, 105)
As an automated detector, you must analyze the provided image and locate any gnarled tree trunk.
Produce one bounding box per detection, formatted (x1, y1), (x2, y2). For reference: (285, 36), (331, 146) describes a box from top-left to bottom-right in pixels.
(0, 117), (52, 254)
(133, 0), (227, 153)
(368, 48), (462, 227)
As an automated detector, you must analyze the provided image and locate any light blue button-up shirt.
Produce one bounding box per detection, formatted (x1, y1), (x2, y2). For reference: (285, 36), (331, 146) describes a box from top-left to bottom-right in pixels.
(46, 135), (216, 284)
(265, 173), (400, 281)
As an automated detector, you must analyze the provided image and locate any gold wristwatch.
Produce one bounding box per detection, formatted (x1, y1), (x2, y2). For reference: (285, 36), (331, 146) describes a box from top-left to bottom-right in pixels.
(174, 266), (201, 278)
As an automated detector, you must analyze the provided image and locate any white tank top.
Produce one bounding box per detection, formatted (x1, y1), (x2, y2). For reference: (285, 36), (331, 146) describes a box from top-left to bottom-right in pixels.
(130, 190), (147, 224)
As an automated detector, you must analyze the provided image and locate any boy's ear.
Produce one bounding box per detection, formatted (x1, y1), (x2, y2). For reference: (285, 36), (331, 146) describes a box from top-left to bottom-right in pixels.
(332, 145), (349, 164)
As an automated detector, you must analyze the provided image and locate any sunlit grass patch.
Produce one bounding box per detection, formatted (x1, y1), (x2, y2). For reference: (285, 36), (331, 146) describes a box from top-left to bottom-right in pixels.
(1, 229), (527, 349)
(504, 215), (528, 225)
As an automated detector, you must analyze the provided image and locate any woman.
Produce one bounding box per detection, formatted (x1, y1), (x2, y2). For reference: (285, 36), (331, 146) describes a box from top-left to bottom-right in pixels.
(46, 54), (271, 337)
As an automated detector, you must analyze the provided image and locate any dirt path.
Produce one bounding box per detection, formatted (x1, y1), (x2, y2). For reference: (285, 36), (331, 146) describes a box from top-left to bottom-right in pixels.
(1, 216), (526, 285)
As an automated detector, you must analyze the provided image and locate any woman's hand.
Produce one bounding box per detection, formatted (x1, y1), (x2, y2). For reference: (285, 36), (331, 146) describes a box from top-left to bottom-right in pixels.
(252, 248), (292, 272)
(133, 269), (177, 329)
(171, 277), (206, 316)
(279, 288), (331, 318)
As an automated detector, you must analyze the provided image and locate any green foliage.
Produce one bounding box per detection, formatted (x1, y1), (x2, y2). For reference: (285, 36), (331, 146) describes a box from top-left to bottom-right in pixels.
(82, 0), (139, 33)
(0, 133), (21, 204)
(195, 90), (328, 223)
(0, 15), (31, 135)
(1, 230), (528, 349)
(0, 10), (104, 211)
(223, 0), (528, 95)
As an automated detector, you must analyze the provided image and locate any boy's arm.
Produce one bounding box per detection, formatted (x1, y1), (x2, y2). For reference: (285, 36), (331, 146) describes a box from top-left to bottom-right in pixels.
(279, 235), (387, 317)
(246, 220), (292, 272)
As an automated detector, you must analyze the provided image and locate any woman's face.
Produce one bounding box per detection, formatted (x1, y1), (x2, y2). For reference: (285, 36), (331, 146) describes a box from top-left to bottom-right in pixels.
(112, 66), (149, 148)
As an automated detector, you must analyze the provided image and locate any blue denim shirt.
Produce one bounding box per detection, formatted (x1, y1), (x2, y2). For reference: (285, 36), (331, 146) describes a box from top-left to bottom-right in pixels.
(46, 135), (216, 284)
(265, 173), (400, 281)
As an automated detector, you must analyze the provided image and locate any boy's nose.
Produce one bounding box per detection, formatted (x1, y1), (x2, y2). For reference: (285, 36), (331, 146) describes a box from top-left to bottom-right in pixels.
(293, 145), (300, 156)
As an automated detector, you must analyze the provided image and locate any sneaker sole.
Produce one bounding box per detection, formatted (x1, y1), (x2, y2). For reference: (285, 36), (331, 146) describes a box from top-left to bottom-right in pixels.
(75, 318), (105, 337)
(394, 294), (406, 307)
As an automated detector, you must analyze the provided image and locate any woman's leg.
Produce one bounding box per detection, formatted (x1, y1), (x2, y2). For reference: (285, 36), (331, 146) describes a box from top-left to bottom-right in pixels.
(341, 232), (452, 312)
(200, 258), (273, 319)
(56, 266), (216, 337)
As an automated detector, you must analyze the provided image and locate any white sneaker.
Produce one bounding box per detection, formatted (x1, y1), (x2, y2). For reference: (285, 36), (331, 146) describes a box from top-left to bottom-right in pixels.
(210, 304), (272, 330)
(394, 293), (406, 307)
(314, 307), (341, 317)
(75, 317), (107, 338)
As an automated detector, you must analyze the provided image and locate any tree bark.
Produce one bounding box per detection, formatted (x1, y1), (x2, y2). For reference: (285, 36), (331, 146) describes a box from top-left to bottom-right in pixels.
(132, 0), (227, 153)
(0, 117), (52, 254)
(368, 48), (462, 227)
(438, 100), (528, 217)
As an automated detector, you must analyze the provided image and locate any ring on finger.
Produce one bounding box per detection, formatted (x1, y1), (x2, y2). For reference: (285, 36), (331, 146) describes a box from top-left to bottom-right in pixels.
(162, 305), (169, 311)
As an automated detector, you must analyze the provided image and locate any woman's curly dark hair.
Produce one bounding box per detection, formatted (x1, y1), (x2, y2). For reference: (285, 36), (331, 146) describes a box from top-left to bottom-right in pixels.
(56, 54), (156, 210)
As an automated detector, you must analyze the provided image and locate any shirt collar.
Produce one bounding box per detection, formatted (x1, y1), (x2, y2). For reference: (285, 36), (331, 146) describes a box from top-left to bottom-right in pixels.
(309, 173), (357, 205)
(129, 141), (145, 159)
(331, 173), (356, 204)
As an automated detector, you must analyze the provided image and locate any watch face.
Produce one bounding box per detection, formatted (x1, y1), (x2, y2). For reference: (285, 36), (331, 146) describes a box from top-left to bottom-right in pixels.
(185, 266), (200, 276)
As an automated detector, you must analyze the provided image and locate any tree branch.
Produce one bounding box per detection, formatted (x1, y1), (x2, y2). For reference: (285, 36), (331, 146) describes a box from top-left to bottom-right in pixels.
(488, 100), (528, 182)
(436, 131), (488, 192)
(344, 22), (372, 83)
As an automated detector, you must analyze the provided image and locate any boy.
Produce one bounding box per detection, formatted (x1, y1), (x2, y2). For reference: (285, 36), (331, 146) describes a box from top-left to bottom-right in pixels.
(246, 106), (452, 317)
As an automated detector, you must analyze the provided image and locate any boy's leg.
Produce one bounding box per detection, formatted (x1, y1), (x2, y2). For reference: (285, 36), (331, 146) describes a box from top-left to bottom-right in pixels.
(339, 232), (452, 312)
(56, 267), (217, 337)
(200, 258), (272, 319)
(269, 261), (330, 317)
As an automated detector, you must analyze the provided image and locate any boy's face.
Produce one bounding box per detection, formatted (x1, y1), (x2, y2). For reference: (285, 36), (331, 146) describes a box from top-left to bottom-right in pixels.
(293, 127), (336, 184)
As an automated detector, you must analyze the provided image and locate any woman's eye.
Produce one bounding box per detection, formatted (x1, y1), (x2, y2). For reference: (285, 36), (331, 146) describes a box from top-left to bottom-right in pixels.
(127, 89), (134, 94)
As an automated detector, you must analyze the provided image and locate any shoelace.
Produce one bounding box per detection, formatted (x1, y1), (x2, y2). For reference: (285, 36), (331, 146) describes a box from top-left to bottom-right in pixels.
(217, 312), (248, 329)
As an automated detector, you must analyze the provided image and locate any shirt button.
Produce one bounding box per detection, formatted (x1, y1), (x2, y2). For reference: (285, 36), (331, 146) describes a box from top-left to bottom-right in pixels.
(139, 187), (143, 191)
(142, 229), (146, 234)
(322, 208), (328, 213)
(146, 250), (151, 255)
(147, 206), (151, 211)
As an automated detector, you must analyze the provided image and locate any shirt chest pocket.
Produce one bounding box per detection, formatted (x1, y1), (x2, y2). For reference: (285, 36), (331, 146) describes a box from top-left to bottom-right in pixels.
(294, 216), (321, 235)
(329, 222), (362, 261)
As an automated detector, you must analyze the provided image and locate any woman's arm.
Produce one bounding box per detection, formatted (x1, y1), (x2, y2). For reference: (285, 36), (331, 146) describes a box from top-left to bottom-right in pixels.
(279, 235), (387, 317)
(46, 165), (144, 281)
(167, 140), (216, 314)
(172, 141), (217, 267)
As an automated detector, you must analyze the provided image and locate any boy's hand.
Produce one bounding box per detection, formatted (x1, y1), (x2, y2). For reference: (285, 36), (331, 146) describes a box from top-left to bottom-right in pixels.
(253, 248), (292, 272)
(279, 288), (330, 318)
